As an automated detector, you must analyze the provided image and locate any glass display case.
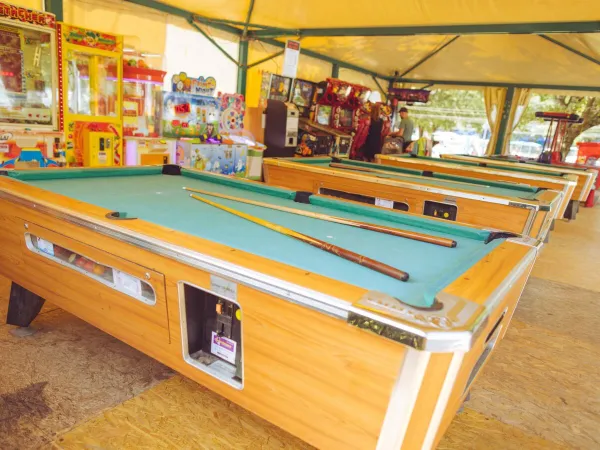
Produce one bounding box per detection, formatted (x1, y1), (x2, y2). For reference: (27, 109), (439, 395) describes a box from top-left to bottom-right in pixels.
(58, 23), (123, 167)
(67, 52), (119, 117)
(0, 5), (57, 129)
(122, 54), (165, 137)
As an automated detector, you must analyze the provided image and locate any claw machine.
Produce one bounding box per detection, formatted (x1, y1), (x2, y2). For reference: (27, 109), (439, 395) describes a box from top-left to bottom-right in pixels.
(0, 3), (62, 168)
(122, 51), (175, 165)
(58, 24), (123, 166)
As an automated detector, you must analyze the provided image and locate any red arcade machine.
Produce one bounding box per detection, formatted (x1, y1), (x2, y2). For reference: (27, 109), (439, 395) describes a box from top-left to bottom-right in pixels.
(311, 79), (356, 157)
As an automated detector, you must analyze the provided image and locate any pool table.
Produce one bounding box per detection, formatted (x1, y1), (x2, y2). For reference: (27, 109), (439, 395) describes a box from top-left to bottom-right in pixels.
(263, 157), (562, 241)
(0, 165), (540, 450)
(441, 154), (597, 207)
(375, 154), (577, 220)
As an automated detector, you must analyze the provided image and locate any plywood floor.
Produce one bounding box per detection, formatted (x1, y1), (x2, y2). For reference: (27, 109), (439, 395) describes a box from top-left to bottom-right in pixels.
(1, 207), (600, 449)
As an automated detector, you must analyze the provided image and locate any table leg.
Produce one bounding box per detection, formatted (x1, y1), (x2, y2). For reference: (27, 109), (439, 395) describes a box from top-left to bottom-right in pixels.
(6, 282), (45, 336)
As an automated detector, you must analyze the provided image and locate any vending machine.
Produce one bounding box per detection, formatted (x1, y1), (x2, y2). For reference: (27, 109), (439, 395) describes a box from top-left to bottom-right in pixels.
(0, 3), (62, 168)
(58, 24), (123, 167)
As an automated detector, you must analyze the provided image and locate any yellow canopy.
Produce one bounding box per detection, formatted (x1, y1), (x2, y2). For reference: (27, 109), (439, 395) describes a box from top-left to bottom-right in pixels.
(10, 0), (600, 92)
(158, 0), (600, 91)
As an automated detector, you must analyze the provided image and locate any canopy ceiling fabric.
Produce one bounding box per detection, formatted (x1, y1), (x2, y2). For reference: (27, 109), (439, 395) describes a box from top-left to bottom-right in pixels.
(161, 0), (598, 28)
(158, 0), (600, 92)
(11, 0), (600, 93)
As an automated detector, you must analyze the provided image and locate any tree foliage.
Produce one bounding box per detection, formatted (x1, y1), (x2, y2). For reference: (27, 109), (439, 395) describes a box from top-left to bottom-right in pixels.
(518, 94), (600, 154)
(408, 89), (486, 136)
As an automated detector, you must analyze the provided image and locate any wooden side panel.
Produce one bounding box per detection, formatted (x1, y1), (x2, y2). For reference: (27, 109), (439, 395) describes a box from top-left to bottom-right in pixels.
(0, 213), (27, 280)
(431, 261), (535, 449)
(264, 162), (533, 234)
(169, 278), (404, 450)
(0, 197), (405, 450)
(401, 353), (454, 450)
(375, 156), (575, 218)
(15, 220), (171, 347)
(440, 154), (590, 200)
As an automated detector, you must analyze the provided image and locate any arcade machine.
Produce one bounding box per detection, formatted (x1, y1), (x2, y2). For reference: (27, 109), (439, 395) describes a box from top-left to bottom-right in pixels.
(122, 51), (176, 165)
(158, 72), (221, 141)
(288, 78), (332, 157)
(310, 79), (354, 157)
(260, 72), (299, 158)
(260, 72), (293, 103)
(0, 3), (62, 169)
(58, 24), (123, 167)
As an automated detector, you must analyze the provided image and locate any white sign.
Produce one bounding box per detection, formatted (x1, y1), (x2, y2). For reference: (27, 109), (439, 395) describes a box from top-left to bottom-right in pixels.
(211, 332), (237, 364)
(210, 275), (237, 301)
(114, 270), (142, 297)
(36, 237), (55, 256)
(282, 40), (301, 78)
(375, 198), (394, 209)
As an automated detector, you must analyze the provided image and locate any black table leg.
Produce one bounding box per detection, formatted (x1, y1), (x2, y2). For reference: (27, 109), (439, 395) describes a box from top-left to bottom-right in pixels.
(6, 283), (45, 336)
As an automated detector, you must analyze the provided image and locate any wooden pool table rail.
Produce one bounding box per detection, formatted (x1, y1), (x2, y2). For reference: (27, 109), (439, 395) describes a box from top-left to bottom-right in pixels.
(375, 154), (577, 220)
(441, 153), (596, 203)
(263, 158), (560, 240)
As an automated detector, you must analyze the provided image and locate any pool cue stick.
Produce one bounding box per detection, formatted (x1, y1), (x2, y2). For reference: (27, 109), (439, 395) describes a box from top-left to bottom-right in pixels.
(183, 187), (456, 248)
(189, 193), (410, 282)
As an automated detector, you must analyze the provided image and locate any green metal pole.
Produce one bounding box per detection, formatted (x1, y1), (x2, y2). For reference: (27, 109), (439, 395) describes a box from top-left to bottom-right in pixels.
(247, 49), (285, 69)
(331, 63), (339, 78)
(45, 0), (63, 21)
(188, 19), (239, 66)
(237, 39), (249, 95)
(493, 87), (515, 155)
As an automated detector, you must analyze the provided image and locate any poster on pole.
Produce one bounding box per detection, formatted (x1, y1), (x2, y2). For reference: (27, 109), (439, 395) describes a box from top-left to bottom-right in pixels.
(282, 40), (301, 78)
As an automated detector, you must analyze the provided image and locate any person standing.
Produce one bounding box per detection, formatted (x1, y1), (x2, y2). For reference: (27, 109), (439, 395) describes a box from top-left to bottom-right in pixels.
(360, 103), (384, 162)
(390, 107), (415, 152)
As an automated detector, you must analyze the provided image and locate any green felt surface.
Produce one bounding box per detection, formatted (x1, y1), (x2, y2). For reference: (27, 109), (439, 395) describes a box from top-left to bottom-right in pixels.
(285, 157), (543, 200)
(15, 168), (505, 309)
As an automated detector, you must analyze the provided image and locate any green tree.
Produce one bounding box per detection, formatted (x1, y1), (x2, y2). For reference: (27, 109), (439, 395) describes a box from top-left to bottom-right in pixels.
(407, 89), (486, 136)
(518, 94), (600, 154)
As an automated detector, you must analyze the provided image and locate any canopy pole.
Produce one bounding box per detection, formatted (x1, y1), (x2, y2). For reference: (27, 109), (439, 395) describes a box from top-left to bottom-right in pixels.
(242, 0), (255, 39)
(258, 37), (387, 79)
(188, 19), (239, 67)
(493, 87), (515, 155)
(393, 77), (600, 92)
(332, 63), (340, 78)
(248, 21), (600, 38)
(539, 35), (600, 67)
(44, 0), (63, 21)
(237, 39), (249, 95)
(247, 50), (286, 69)
(398, 36), (460, 77)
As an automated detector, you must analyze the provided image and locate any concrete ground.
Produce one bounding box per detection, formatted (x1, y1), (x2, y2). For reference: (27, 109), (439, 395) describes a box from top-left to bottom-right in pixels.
(1, 206), (599, 449)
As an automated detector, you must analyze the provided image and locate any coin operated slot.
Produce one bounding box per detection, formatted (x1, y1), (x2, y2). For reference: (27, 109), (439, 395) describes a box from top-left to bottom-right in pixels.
(423, 201), (457, 221)
(84, 131), (115, 167)
(181, 283), (243, 389)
